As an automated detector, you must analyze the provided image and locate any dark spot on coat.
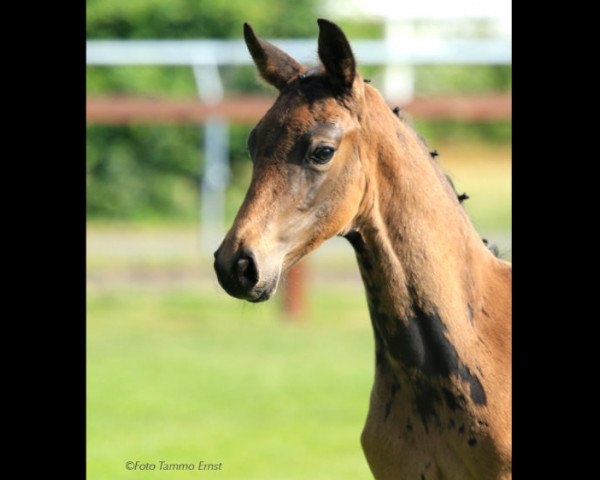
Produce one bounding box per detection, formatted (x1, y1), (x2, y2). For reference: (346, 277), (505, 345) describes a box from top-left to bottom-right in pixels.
(372, 319), (390, 372)
(406, 422), (413, 432)
(386, 304), (452, 375)
(413, 379), (441, 432)
(370, 300), (488, 431)
(384, 383), (400, 420)
(458, 424), (465, 434)
(442, 387), (465, 412)
(468, 437), (477, 447)
(383, 300), (487, 407)
(384, 401), (393, 420)
(467, 375), (487, 405)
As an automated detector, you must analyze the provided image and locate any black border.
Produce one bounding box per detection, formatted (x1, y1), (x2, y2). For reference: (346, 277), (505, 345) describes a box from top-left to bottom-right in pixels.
(16, 2), (86, 477)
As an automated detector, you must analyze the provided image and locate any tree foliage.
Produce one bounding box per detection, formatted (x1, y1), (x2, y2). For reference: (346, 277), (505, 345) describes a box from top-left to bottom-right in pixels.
(87, 0), (321, 39)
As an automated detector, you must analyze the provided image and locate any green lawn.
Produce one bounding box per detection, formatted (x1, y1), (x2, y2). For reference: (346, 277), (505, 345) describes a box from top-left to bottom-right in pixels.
(87, 283), (375, 480)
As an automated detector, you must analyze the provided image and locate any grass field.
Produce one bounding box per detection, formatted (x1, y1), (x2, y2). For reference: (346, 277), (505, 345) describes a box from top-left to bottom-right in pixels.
(87, 283), (375, 480)
(87, 140), (510, 479)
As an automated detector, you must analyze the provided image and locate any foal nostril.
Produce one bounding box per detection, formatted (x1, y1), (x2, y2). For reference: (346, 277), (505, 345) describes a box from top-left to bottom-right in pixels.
(236, 252), (259, 287)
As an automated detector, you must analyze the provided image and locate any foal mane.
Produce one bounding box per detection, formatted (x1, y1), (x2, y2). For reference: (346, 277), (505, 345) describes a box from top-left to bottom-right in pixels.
(390, 103), (502, 258)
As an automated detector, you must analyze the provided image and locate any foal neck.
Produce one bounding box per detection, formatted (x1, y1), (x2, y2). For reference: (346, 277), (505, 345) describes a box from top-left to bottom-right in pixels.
(346, 87), (499, 415)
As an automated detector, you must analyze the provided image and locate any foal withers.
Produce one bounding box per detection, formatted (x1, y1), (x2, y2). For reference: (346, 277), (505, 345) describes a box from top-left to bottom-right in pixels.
(214, 19), (512, 480)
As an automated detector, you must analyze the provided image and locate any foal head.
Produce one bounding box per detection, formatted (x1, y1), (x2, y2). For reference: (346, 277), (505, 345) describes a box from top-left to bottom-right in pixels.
(214, 19), (369, 302)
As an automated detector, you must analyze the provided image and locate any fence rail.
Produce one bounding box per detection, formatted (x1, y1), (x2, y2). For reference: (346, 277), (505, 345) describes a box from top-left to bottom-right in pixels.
(86, 39), (511, 66)
(86, 94), (511, 124)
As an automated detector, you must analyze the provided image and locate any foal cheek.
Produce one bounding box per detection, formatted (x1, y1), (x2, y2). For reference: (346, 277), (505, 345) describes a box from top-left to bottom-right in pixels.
(325, 158), (365, 230)
(289, 166), (327, 213)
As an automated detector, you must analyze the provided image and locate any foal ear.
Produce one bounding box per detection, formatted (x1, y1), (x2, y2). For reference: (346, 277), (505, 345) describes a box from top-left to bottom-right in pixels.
(317, 19), (356, 90)
(243, 22), (305, 90)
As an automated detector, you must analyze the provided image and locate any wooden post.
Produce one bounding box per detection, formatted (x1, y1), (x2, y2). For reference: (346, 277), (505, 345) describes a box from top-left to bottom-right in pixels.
(282, 262), (306, 319)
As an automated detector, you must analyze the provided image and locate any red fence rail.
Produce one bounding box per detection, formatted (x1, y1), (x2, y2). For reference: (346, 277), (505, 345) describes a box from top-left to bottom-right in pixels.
(87, 93), (511, 124)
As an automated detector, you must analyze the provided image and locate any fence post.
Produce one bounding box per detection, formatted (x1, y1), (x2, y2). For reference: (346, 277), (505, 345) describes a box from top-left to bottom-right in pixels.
(200, 118), (229, 249)
(282, 262), (306, 319)
(192, 63), (230, 251)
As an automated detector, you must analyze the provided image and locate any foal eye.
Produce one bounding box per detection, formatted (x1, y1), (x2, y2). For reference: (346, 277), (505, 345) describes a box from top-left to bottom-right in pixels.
(310, 146), (335, 164)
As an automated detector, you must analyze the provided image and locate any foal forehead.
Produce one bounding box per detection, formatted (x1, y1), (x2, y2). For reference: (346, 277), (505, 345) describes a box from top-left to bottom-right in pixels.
(273, 73), (352, 120)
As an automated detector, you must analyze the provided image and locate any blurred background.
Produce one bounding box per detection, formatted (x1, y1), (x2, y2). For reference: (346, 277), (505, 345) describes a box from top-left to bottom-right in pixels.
(86, 1), (511, 479)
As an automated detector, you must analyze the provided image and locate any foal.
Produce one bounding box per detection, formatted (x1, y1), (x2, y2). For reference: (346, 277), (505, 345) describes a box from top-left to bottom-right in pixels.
(214, 19), (512, 480)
